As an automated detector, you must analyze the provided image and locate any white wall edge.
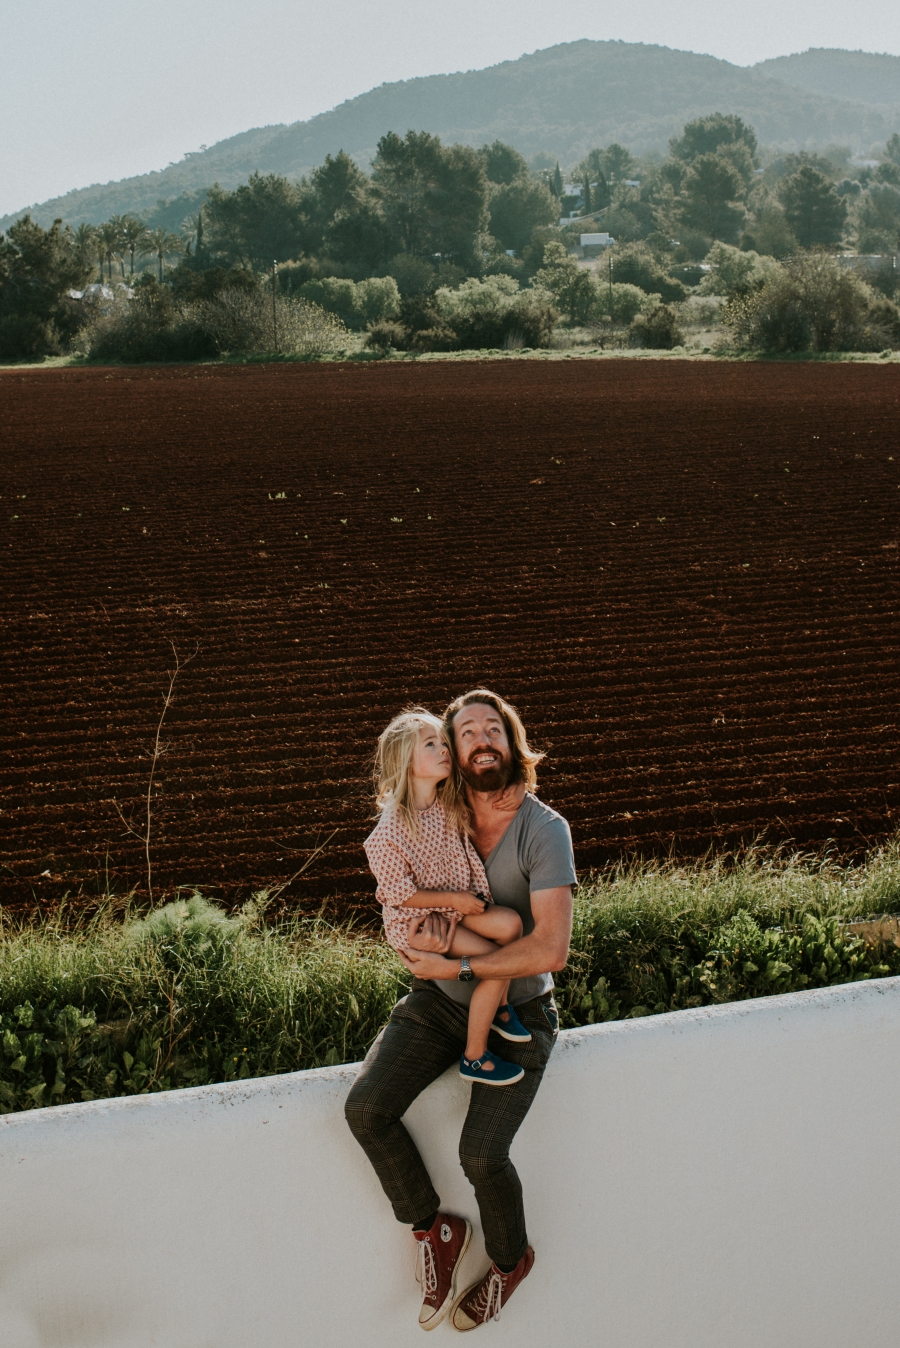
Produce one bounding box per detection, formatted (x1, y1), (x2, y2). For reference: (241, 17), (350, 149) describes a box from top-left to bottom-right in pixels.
(2, 977), (899, 1347)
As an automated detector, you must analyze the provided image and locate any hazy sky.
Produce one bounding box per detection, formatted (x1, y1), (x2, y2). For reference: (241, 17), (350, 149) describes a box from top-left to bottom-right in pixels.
(2, 0), (899, 216)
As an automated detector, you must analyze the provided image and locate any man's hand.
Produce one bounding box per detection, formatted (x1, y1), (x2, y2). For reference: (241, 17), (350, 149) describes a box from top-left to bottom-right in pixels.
(405, 911), (458, 953)
(399, 946), (459, 980)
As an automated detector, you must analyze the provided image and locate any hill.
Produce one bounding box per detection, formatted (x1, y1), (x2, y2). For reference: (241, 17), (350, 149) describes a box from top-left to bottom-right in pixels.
(4, 40), (899, 231)
(755, 48), (900, 110)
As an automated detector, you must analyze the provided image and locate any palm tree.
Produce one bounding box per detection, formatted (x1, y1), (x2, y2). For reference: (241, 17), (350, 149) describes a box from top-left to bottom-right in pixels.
(120, 215), (151, 277)
(108, 215), (131, 278)
(181, 209), (202, 254)
(72, 223), (97, 277)
(96, 220), (123, 284)
(146, 227), (184, 283)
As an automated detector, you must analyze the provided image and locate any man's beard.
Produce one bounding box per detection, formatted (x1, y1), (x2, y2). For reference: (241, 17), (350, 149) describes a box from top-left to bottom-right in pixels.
(458, 751), (516, 794)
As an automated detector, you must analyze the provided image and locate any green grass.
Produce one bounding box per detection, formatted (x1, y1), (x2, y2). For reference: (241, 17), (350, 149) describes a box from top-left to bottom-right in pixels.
(3, 841), (900, 1114)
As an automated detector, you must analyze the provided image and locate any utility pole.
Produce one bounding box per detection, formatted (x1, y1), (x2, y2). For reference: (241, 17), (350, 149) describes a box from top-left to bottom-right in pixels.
(272, 260), (278, 353)
(608, 250), (613, 313)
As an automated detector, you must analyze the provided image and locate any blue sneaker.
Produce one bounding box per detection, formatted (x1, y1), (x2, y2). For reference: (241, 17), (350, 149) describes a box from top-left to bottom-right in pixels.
(491, 1003), (532, 1043)
(459, 1050), (524, 1087)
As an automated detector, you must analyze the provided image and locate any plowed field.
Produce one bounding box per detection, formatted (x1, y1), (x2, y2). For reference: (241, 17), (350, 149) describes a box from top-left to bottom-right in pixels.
(1, 360), (899, 914)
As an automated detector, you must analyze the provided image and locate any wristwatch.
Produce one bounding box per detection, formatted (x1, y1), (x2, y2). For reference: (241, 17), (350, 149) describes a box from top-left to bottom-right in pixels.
(458, 956), (475, 982)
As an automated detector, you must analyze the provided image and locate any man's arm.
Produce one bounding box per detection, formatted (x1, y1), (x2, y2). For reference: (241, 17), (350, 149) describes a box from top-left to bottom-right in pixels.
(398, 886), (573, 981)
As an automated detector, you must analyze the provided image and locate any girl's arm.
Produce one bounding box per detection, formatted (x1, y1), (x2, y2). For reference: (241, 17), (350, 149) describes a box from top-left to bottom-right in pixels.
(400, 889), (488, 916)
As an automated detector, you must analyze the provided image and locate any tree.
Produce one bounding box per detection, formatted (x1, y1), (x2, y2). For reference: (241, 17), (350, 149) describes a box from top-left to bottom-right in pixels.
(778, 166), (847, 247)
(552, 163), (563, 199)
(574, 149), (612, 213)
(854, 184), (900, 253)
(670, 113), (758, 164)
(606, 243), (687, 302)
(479, 141), (529, 185)
(0, 216), (93, 358)
(680, 154), (745, 244)
(532, 241), (598, 323)
(96, 220), (123, 284)
(120, 215), (151, 277)
(723, 251), (892, 352)
(601, 144), (635, 184)
(309, 151), (369, 221)
(72, 223), (96, 274)
(487, 178), (558, 253)
(145, 227), (183, 283)
(885, 134), (900, 168)
(205, 173), (306, 268)
(373, 131), (488, 266)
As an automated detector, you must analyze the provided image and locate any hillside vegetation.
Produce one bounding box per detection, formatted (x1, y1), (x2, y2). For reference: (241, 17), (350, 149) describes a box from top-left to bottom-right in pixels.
(6, 101), (900, 364)
(3, 42), (899, 231)
(756, 48), (900, 109)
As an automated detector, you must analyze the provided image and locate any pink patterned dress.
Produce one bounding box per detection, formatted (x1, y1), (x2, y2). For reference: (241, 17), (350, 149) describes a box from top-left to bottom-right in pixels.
(364, 797), (491, 952)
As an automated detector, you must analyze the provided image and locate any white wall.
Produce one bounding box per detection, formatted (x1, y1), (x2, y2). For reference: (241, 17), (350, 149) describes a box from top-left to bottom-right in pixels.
(2, 978), (899, 1348)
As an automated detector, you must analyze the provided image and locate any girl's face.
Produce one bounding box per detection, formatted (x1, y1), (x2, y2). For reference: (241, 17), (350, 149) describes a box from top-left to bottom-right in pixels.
(411, 724), (451, 784)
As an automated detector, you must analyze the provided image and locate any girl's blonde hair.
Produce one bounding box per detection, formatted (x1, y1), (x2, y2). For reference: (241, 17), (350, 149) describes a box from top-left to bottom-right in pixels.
(373, 707), (446, 837)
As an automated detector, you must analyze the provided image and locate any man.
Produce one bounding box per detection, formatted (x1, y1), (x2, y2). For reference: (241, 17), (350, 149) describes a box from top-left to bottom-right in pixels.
(345, 689), (575, 1332)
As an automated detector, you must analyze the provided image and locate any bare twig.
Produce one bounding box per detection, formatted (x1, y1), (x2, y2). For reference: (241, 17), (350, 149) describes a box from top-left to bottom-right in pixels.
(262, 829), (340, 904)
(113, 641), (199, 905)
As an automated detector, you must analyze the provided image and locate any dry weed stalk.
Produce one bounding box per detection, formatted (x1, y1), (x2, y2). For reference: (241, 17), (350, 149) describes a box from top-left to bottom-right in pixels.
(114, 641), (199, 904)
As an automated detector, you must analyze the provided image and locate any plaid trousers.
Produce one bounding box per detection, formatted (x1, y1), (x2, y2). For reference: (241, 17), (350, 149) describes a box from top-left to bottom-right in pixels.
(344, 978), (558, 1267)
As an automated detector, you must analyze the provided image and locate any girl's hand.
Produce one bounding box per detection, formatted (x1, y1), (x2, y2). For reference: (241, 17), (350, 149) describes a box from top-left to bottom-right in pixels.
(451, 890), (488, 917)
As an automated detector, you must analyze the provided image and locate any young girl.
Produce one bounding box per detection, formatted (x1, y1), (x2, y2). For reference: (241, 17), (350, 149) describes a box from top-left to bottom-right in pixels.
(364, 708), (531, 1086)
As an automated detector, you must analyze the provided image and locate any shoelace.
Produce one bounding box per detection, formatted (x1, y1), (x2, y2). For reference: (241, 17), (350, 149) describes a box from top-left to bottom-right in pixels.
(469, 1268), (504, 1323)
(415, 1235), (437, 1297)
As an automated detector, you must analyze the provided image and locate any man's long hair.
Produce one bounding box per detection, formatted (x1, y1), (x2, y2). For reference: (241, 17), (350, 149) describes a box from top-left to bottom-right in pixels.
(441, 689), (544, 833)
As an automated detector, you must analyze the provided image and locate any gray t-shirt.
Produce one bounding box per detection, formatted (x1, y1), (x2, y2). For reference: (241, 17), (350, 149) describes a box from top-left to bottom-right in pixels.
(436, 793), (577, 1008)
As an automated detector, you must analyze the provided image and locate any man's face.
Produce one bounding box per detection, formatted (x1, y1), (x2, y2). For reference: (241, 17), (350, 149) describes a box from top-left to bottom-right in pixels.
(452, 703), (514, 793)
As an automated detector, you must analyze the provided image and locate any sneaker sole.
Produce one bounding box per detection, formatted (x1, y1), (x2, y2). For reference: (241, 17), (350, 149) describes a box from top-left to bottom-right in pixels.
(419, 1219), (472, 1332)
(451, 1245), (535, 1331)
(459, 1066), (525, 1086)
(490, 1024), (532, 1042)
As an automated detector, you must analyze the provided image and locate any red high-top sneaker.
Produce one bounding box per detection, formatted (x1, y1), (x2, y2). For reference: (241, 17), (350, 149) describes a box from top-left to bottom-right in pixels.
(450, 1245), (535, 1330)
(413, 1211), (472, 1331)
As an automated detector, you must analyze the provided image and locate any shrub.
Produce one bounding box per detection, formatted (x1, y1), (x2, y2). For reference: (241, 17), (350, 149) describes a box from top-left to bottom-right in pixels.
(77, 285), (217, 362)
(628, 303), (684, 349)
(423, 275), (557, 350)
(698, 241), (780, 297)
(190, 291), (347, 357)
(557, 848), (900, 1027)
(0, 313), (60, 361)
(365, 320), (408, 351)
(0, 896), (407, 1110)
(532, 242), (598, 323)
(76, 287), (348, 361)
(609, 243), (687, 302)
(723, 251), (898, 352)
(595, 281), (654, 324)
(408, 324), (459, 353)
(297, 276), (400, 330)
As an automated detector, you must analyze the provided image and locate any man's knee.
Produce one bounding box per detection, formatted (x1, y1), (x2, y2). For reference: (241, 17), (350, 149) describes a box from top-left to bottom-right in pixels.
(344, 1074), (397, 1141)
(459, 1136), (511, 1188)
